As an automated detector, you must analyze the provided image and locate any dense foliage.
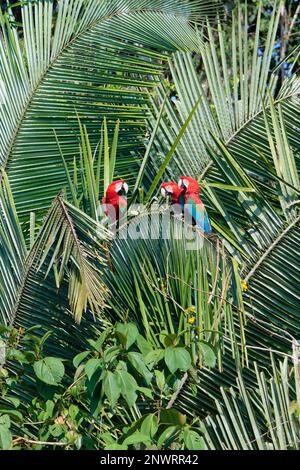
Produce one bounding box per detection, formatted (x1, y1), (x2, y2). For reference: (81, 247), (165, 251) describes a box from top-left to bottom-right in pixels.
(1, 323), (209, 450)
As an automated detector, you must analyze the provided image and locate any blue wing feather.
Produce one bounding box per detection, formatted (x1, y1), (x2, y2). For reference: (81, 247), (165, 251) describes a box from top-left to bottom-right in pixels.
(203, 209), (212, 234)
(186, 197), (211, 234)
(179, 192), (185, 210)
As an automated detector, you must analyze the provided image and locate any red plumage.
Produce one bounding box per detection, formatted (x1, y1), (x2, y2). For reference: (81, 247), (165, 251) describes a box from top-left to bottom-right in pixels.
(161, 182), (184, 205)
(178, 176), (211, 233)
(179, 176), (203, 221)
(102, 179), (128, 224)
(178, 176), (200, 198)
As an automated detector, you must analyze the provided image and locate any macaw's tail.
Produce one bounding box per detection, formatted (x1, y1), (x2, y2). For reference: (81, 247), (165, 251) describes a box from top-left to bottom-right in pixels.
(202, 209), (212, 235)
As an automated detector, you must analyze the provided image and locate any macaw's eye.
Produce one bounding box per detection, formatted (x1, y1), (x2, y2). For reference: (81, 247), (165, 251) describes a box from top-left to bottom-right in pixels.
(161, 187), (167, 197)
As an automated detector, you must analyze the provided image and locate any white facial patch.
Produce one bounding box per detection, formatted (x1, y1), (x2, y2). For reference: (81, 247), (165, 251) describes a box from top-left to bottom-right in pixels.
(161, 187), (167, 197)
(123, 182), (129, 194)
(115, 182), (123, 193)
(178, 179), (183, 188)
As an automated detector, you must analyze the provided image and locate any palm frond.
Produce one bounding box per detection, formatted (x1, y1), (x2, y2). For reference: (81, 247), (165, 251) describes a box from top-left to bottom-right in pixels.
(33, 195), (112, 323)
(105, 213), (247, 370)
(57, 116), (119, 221)
(262, 96), (300, 220)
(0, 172), (26, 324)
(0, 173), (109, 370)
(1, 180), (111, 328)
(0, 0), (222, 220)
(137, 16), (300, 412)
(199, 354), (300, 450)
(146, 0), (300, 191)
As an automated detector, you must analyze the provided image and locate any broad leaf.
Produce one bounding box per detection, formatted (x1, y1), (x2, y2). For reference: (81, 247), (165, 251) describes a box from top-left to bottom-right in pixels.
(33, 357), (65, 386)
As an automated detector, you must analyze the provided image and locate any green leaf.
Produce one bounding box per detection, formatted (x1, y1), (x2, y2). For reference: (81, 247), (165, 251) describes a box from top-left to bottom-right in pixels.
(105, 443), (128, 450)
(73, 350), (91, 369)
(87, 366), (104, 398)
(33, 357), (65, 386)
(44, 401), (55, 420)
(93, 329), (111, 351)
(0, 414), (10, 428)
(164, 347), (192, 374)
(183, 430), (207, 450)
(198, 342), (216, 368)
(100, 432), (116, 445)
(116, 369), (138, 408)
(103, 346), (120, 363)
(103, 117), (110, 194)
(128, 352), (153, 384)
(68, 404), (80, 421)
(154, 370), (165, 390)
(49, 423), (65, 438)
(157, 425), (178, 448)
(0, 410), (22, 422)
(0, 326), (11, 335)
(123, 431), (151, 446)
(136, 334), (153, 355)
(84, 358), (102, 381)
(0, 425), (12, 450)
(115, 323), (139, 349)
(103, 371), (121, 408)
(109, 119), (120, 182)
(137, 387), (153, 399)
(145, 349), (165, 367)
(141, 414), (158, 439)
(7, 348), (27, 364)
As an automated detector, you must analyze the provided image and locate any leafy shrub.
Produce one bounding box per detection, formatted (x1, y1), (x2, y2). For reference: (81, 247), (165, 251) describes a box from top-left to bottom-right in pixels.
(0, 323), (210, 450)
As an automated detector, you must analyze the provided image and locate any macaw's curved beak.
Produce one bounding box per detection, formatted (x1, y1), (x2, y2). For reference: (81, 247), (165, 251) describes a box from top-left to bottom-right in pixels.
(117, 182), (129, 196)
(122, 182), (129, 194)
(161, 187), (167, 197)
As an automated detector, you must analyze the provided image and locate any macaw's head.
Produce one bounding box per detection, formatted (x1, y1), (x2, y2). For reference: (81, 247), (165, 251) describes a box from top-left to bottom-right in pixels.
(105, 179), (129, 200)
(161, 182), (182, 201)
(178, 176), (199, 194)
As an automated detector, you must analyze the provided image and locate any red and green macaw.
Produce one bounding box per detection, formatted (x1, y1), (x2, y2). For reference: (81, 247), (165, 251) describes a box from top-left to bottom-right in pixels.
(178, 176), (211, 234)
(102, 179), (128, 225)
(161, 182), (185, 208)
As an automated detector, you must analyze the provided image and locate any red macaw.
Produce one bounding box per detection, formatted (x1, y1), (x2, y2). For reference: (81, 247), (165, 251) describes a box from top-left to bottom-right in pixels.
(178, 176), (211, 234)
(161, 182), (185, 208)
(102, 179), (128, 224)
